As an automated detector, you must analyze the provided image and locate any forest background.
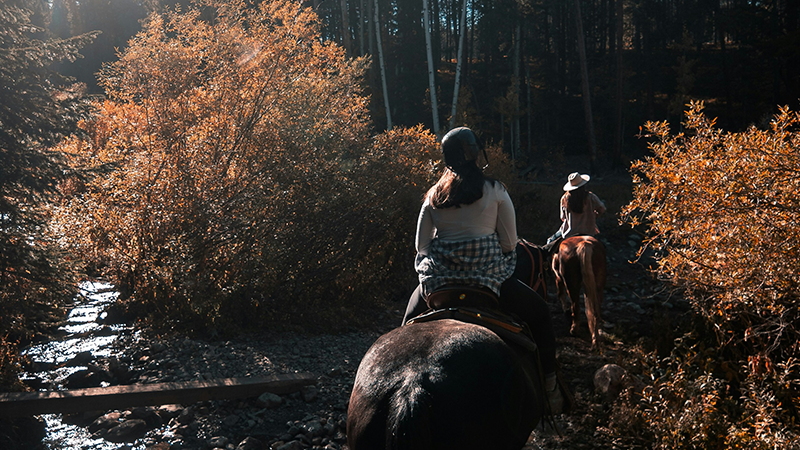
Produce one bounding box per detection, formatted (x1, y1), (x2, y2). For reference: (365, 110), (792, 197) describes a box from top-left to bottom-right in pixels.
(40, 0), (800, 170)
(1, 0), (799, 448)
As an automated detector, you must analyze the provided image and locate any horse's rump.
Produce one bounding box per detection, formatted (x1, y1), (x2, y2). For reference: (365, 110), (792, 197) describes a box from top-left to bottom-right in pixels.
(347, 320), (542, 450)
(552, 235), (607, 346)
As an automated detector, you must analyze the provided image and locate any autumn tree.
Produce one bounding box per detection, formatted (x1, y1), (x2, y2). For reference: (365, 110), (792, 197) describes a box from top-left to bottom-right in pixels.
(621, 102), (800, 448)
(0, 0), (97, 385)
(53, 0), (436, 333)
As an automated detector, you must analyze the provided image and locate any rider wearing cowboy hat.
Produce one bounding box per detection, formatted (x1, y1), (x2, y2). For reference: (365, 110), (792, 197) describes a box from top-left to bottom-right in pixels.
(545, 172), (607, 250)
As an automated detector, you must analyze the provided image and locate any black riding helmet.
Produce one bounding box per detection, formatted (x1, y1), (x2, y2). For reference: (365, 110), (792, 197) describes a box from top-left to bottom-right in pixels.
(441, 127), (486, 171)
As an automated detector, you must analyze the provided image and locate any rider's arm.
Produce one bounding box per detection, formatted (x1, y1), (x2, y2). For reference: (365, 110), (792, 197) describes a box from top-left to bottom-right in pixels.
(590, 192), (607, 216)
(415, 199), (435, 255)
(495, 185), (517, 253)
(559, 194), (568, 222)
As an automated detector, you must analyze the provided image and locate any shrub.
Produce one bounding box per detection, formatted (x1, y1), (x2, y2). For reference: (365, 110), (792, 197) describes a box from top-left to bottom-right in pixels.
(621, 101), (800, 448)
(52, 0), (437, 334)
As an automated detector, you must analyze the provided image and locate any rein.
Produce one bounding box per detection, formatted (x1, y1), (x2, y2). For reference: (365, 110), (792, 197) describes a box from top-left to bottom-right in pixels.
(519, 239), (548, 300)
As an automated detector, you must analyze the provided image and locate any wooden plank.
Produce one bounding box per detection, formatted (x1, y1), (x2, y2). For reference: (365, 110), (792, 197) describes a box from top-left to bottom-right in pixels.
(0, 372), (316, 417)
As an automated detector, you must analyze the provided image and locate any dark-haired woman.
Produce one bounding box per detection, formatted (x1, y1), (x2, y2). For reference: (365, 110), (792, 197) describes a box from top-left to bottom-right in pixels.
(402, 127), (564, 413)
(546, 172), (607, 249)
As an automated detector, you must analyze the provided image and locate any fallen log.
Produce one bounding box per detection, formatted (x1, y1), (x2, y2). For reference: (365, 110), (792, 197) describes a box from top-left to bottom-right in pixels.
(0, 372), (316, 417)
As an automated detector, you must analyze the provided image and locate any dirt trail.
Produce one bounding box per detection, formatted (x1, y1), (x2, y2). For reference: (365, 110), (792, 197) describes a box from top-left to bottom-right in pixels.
(523, 223), (685, 450)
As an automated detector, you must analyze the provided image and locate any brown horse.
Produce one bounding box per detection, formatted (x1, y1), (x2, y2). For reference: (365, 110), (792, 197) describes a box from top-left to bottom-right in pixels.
(346, 318), (543, 450)
(551, 235), (607, 347)
(513, 238), (549, 300)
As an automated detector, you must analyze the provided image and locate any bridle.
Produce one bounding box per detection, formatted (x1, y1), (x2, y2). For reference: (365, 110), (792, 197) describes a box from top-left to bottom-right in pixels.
(519, 239), (548, 300)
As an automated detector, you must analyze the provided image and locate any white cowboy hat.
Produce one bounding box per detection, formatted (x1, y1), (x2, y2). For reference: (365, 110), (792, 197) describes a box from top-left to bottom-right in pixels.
(563, 172), (590, 191)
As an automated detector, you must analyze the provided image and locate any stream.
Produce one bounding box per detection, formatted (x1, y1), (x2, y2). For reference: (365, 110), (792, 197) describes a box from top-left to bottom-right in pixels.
(20, 281), (143, 450)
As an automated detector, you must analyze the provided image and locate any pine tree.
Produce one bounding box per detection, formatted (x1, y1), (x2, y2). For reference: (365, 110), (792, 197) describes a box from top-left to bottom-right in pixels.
(0, 0), (96, 348)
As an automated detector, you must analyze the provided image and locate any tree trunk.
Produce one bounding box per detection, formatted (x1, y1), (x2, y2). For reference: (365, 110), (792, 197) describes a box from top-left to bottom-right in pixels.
(513, 23), (521, 161)
(612, 0), (624, 169)
(374, 0), (392, 130)
(574, 0), (597, 171)
(449, 0), (468, 130)
(526, 60), (532, 157)
(359, 0), (365, 55)
(424, 0), (440, 135)
(368, 0), (374, 55)
(340, 0), (351, 56)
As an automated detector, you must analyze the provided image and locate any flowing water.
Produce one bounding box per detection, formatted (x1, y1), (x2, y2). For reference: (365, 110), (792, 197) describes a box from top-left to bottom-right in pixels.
(20, 281), (142, 450)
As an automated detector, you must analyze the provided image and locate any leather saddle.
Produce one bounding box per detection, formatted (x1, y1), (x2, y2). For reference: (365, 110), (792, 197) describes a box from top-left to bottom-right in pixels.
(424, 285), (499, 310)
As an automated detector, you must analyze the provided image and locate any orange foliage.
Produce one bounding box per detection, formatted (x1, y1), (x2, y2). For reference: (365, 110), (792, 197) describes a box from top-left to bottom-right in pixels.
(52, 0), (435, 333)
(621, 101), (800, 448)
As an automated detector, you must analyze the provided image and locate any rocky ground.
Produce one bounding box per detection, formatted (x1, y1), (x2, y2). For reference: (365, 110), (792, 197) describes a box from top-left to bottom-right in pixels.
(21, 222), (689, 450)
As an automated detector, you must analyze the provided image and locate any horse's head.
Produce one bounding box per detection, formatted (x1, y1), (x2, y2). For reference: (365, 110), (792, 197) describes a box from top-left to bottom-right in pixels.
(514, 239), (550, 300)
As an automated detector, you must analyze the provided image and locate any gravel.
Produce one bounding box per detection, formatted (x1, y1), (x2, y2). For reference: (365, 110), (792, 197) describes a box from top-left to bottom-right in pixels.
(54, 311), (402, 450)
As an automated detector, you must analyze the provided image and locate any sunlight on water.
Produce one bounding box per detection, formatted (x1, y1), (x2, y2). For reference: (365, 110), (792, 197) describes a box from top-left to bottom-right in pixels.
(19, 281), (144, 449)
(42, 413), (145, 450)
(23, 281), (125, 365)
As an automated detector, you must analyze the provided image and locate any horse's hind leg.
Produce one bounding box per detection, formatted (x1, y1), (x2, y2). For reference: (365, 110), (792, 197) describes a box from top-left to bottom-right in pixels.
(552, 256), (572, 324)
(551, 255), (566, 312)
(582, 241), (606, 348)
(564, 274), (583, 337)
(588, 244), (608, 347)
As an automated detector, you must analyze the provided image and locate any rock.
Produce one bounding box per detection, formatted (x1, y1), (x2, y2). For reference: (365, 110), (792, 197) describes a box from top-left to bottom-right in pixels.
(175, 423), (197, 438)
(151, 342), (167, 353)
(236, 436), (265, 450)
(20, 376), (46, 390)
(177, 406), (195, 425)
(147, 443), (171, 450)
(157, 404), (183, 422)
(624, 302), (645, 314)
(593, 363), (646, 402)
(301, 385), (318, 403)
(88, 412), (122, 433)
(62, 410), (105, 427)
(302, 420), (324, 438)
(87, 363), (114, 383)
(64, 369), (102, 388)
(105, 418), (148, 443)
(65, 351), (94, 367)
(257, 392), (283, 409)
(127, 406), (163, 428)
(222, 414), (239, 426)
(275, 440), (304, 450)
(27, 360), (56, 372)
(208, 436), (229, 448)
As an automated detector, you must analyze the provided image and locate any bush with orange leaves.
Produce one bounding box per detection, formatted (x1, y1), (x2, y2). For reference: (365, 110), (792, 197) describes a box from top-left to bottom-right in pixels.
(52, 0), (438, 334)
(620, 102), (800, 448)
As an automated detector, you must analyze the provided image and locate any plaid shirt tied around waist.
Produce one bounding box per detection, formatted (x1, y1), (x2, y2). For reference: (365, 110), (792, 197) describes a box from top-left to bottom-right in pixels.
(415, 233), (517, 297)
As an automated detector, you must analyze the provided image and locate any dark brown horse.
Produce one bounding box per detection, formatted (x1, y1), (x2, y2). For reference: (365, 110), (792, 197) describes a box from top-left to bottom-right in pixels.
(514, 238), (549, 299)
(346, 318), (543, 450)
(551, 235), (607, 347)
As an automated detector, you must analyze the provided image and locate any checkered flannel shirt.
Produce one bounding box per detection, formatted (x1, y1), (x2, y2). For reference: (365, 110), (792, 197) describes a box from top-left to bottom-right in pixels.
(415, 233), (517, 297)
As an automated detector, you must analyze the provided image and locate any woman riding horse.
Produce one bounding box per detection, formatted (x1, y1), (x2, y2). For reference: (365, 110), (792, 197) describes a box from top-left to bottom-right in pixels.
(401, 127), (563, 412)
(545, 172), (608, 347)
(545, 171), (607, 250)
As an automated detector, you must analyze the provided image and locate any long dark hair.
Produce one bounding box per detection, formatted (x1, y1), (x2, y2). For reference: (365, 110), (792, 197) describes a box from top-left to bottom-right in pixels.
(427, 163), (500, 209)
(566, 186), (588, 214)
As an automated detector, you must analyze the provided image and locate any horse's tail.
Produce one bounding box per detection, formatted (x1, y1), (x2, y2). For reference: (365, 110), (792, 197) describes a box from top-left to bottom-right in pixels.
(387, 382), (433, 449)
(577, 239), (597, 304)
